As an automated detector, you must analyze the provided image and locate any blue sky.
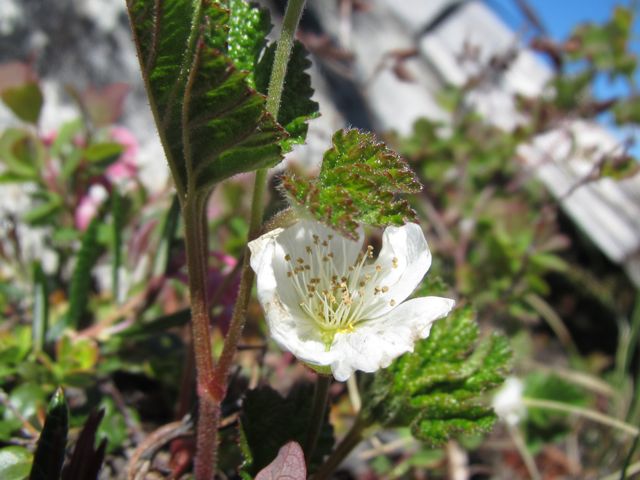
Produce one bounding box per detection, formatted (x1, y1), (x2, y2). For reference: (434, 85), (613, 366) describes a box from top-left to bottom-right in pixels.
(493, 0), (639, 156)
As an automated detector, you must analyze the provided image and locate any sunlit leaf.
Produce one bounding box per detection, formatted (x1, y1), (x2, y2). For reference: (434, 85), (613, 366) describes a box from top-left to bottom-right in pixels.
(283, 129), (421, 239)
(362, 307), (511, 446)
(126, 0), (285, 197)
(0, 447), (32, 480)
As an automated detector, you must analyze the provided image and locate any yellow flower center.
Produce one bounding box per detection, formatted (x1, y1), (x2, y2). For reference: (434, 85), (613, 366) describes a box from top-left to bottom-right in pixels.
(283, 233), (398, 347)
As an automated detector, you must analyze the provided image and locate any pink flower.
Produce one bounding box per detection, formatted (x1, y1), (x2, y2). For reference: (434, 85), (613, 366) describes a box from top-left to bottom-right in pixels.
(75, 184), (109, 230)
(106, 126), (138, 183)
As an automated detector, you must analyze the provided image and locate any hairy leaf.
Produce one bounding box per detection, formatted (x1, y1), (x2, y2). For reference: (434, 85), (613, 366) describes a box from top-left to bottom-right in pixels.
(66, 219), (101, 329)
(283, 129), (422, 239)
(126, 0), (285, 197)
(362, 307), (511, 446)
(241, 384), (334, 475)
(256, 41), (319, 150)
(29, 388), (69, 480)
(227, 0), (271, 86)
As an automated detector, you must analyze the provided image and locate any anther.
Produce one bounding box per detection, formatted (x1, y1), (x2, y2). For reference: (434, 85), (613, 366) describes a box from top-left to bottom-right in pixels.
(285, 254), (291, 261)
(390, 299), (396, 306)
(382, 286), (389, 293)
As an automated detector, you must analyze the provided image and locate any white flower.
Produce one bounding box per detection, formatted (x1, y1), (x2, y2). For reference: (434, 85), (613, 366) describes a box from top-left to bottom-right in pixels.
(248, 219), (455, 381)
(492, 377), (526, 426)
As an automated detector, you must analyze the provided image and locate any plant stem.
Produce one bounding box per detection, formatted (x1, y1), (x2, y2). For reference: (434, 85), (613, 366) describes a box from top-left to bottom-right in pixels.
(186, 1), (307, 478)
(522, 397), (640, 436)
(305, 375), (332, 467)
(312, 415), (368, 480)
(265, 0), (307, 119)
(507, 424), (541, 480)
(183, 197), (219, 480)
(213, 0), (308, 405)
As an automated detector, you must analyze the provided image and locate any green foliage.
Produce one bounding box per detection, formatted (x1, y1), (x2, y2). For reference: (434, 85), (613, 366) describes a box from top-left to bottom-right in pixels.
(362, 307), (511, 446)
(66, 219), (101, 329)
(283, 129), (422, 239)
(241, 384), (334, 474)
(29, 388), (68, 480)
(0, 128), (44, 182)
(256, 41), (319, 151)
(393, 114), (569, 323)
(0, 447), (33, 480)
(127, 0), (285, 197)
(1, 82), (43, 124)
(522, 372), (588, 451)
(32, 263), (49, 354)
(567, 6), (636, 80)
(227, 0), (271, 87)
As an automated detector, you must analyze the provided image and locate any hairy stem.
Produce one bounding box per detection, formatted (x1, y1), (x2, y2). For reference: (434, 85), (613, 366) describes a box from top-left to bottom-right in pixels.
(184, 1), (308, 478)
(312, 415), (368, 480)
(213, 0), (308, 403)
(183, 196), (219, 480)
(305, 375), (332, 467)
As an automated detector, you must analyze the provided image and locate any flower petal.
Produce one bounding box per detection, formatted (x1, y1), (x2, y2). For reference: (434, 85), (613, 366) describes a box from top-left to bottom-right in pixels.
(363, 223), (432, 319)
(249, 226), (338, 368)
(274, 219), (364, 274)
(329, 296), (455, 381)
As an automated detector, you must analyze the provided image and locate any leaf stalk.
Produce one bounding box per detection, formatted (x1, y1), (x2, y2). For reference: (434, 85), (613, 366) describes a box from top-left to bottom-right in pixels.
(186, 1), (308, 478)
(211, 0), (308, 419)
(305, 374), (332, 468)
(312, 414), (368, 480)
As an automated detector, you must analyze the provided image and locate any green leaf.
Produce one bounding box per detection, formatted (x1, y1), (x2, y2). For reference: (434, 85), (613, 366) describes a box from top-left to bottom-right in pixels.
(97, 397), (137, 452)
(4, 383), (47, 427)
(29, 388), (69, 480)
(0, 128), (44, 179)
(51, 119), (83, 159)
(241, 384), (334, 475)
(256, 41), (319, 150)
(84, 142), (123, 164)
(283, 129), (422, 239)
(23, 195), (63, 226)
(362, 307), (512, 446)
(126, 0), (285, 197)
(227, 0), (271, 87)
(110, 188), (126, 301)
(66, 219), (101, 329)
(0, 447), (33, 480)
(152, 195), (181, 277)
(1, 83), (43, 124)
(32, 263), (49, 354)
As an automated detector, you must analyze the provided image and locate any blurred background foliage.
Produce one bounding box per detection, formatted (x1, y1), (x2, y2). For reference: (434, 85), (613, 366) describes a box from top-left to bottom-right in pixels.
(0, 2), (638, 479)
